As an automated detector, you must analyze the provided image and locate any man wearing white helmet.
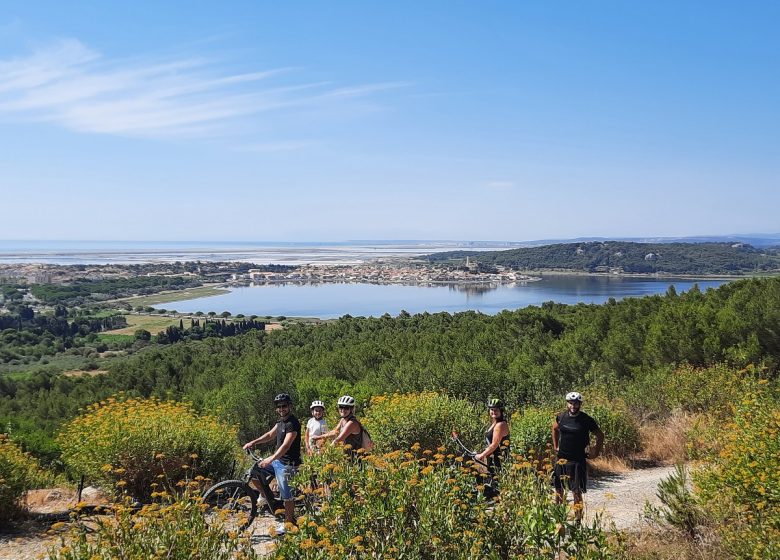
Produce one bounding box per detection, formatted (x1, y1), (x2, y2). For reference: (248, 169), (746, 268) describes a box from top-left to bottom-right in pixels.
(304, 400), (328, 455)
(552, 391), (604, 522)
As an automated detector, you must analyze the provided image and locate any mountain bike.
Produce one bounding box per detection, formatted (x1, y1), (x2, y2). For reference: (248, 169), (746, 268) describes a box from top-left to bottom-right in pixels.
(201, 450), (284, 532)
(451, 431), (501, 499)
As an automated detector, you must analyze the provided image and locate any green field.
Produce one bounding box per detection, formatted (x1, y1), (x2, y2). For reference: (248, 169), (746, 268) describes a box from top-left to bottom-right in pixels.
(106, 314), (187, 335)
(118, 285), (228, 306)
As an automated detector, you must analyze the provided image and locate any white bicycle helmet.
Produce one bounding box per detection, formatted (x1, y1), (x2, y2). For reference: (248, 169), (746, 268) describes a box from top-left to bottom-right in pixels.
(337, 395), (356, 407)
(310, 400), (325, 410)
(565, 391), (583, 403)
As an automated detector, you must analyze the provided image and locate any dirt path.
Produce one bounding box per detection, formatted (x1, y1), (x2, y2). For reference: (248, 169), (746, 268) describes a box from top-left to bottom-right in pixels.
(2, 467), (674, 558)
(585, 465), (676, 530)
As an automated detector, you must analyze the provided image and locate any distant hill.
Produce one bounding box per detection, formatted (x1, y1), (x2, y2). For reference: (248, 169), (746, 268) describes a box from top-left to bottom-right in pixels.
(517, 234), (780, 248)
(424, 241), (780, 275)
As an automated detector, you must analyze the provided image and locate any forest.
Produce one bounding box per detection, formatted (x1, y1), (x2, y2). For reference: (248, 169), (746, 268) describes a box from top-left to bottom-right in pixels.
(426, 241), (780, 274)
(2, 276), (778, 463)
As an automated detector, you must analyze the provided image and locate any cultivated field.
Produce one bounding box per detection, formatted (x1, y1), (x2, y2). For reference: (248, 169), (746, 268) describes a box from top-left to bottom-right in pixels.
(118, 285), (228, 306)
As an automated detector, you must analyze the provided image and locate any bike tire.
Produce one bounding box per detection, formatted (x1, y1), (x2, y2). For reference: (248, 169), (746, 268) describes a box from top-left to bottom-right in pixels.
(202, 480), (258, 531)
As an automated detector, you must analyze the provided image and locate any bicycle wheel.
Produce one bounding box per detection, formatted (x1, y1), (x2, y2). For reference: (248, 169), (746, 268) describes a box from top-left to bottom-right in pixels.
(202, 480), (258, 531)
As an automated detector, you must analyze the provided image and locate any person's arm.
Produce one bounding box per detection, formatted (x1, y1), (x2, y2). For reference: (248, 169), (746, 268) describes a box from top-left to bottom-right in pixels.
(475, 422), (509, 462)
(304, 424), (312, 454)
(259, 431), (297, 468)
(313, 419), (343, 441)
(332, 419), (360, 445)
(243, 425), (277, 450)
(589, 428), (604, 459)
(552, 417), (560, 453)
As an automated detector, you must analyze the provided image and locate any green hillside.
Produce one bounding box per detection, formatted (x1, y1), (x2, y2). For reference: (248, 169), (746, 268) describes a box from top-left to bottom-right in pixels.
(425, 241), (780, 274)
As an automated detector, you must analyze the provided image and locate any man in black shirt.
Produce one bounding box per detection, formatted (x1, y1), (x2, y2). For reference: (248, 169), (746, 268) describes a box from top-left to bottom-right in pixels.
(243, 393), (301, 531)
(552, 391), (604, 522)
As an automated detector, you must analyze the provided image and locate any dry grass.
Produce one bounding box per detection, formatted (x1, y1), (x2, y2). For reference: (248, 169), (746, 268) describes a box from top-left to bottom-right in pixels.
(589, 455), (632, 475)
(620, 526), (722, 560)
(640, 411), (697, 464)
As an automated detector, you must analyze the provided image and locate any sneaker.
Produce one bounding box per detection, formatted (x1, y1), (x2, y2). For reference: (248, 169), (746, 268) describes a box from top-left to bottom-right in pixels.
(274, 522), (286, 535)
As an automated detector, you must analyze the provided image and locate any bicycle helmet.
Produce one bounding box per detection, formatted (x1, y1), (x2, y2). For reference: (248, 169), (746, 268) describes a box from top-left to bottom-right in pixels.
(565, 391), (583, 403)
(273, 393), (292, 405)
(337, 395), (355, 407)
(310, 400), (325, 410)
(487, 397), (504, 409)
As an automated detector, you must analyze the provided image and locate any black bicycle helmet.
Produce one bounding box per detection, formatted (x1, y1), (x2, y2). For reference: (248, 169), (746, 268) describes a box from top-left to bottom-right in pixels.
(487, 397), (504, 409)
(273, 393), (292, 405)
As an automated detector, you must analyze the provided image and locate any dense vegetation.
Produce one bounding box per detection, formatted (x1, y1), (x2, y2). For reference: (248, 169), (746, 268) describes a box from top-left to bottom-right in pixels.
(29, 276), (202, 305)
(0, 307), (127, 366)
(426, 241), (780, 274)
(0, 275), (777, 557)
(1, 276), (778, 464)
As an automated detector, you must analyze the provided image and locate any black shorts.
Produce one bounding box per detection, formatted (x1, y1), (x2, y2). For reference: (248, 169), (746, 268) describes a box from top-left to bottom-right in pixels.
(552, 458), (588, 493)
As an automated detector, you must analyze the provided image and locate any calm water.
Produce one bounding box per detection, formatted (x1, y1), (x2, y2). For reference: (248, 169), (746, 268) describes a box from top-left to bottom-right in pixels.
(157, 277), (728, 319)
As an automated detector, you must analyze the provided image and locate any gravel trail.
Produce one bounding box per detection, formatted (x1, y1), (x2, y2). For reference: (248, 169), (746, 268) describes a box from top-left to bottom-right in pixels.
(585, 465), (676, 530)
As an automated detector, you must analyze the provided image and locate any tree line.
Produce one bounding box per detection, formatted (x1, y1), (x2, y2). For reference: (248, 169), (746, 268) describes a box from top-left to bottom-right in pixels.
(426, 241), (780, 274)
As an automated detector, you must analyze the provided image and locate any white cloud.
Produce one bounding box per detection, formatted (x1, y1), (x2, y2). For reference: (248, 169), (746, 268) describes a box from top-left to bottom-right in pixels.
(0, 38), (405, 139)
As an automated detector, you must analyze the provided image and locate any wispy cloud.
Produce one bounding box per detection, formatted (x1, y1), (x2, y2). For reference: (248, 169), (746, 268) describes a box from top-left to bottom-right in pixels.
(0, 38), (405, 139)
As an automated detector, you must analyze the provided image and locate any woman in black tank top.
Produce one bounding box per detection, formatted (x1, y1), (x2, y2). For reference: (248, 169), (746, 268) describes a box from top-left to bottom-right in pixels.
(312, 395), (365, 458)
(475, 398), (510, 472)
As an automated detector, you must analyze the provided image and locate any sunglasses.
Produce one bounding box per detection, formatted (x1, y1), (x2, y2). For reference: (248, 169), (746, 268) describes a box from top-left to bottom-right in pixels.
(338, 405), (353, 410)
(275, 404), (290, 409)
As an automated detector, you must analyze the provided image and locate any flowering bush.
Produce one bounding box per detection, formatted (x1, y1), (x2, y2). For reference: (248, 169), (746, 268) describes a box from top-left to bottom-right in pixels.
(48, 490), (259, 560)
(276, 444), (618, 559)
(0, 434), (55, 525)
(58, 396), (240, 501)
(694, 381), (780, 558)
(364, 392), (483, 452)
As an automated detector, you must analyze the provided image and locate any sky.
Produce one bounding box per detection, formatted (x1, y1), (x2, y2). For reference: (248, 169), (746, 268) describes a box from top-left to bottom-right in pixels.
(1, 1), (778, 242)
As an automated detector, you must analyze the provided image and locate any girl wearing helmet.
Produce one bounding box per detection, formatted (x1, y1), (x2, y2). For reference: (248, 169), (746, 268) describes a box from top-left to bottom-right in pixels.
(304, 400), (328, 455)
(312, 395), (366, 457)
(552, 391), (604, 522)
(475, 398), (510, 472)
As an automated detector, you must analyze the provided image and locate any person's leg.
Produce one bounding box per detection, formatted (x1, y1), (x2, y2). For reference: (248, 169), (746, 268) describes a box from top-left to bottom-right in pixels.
(250, 463), (277, 507)
(572, 489), (584, 522)
(272, 460), (297, 525)
(553, 462), (565, 503)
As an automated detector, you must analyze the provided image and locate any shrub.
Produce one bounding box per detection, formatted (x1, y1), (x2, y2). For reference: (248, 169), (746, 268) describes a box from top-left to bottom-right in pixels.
(694, 381), (780, 558)
(588, 402), (641, 458)
(644, 464), (702, 538)
(511, 406), (555, 457)
(280, 445), (618, 559)
(48, 491), (259, 560)
(58, 396), (240, 501)
(0, 435), (55, 525)
(364, 392), (483, 452)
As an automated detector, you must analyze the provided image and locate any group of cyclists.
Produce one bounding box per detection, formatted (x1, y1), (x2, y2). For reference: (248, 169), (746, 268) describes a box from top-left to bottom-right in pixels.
(242, 390), (604, 533)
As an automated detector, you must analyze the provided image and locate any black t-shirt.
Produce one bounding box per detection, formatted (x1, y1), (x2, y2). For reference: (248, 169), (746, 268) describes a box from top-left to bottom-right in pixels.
(275, 414), (302, 466)
(555, 411), (600, 461)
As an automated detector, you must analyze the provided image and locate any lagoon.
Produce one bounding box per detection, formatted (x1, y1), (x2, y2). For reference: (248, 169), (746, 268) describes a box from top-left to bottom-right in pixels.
(155, 276), (729, 319)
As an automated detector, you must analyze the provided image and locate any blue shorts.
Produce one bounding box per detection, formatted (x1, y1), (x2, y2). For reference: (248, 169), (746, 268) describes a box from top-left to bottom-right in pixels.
(260, 460), (296, 501)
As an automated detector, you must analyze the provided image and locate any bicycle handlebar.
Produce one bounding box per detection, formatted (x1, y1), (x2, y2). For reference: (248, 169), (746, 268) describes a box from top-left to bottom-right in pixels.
(450, 432), (488, 468)
(245, 448), (264, 462)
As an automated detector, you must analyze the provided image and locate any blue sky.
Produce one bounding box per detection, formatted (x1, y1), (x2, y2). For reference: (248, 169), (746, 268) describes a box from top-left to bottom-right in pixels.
(1, 1), (778, 242)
